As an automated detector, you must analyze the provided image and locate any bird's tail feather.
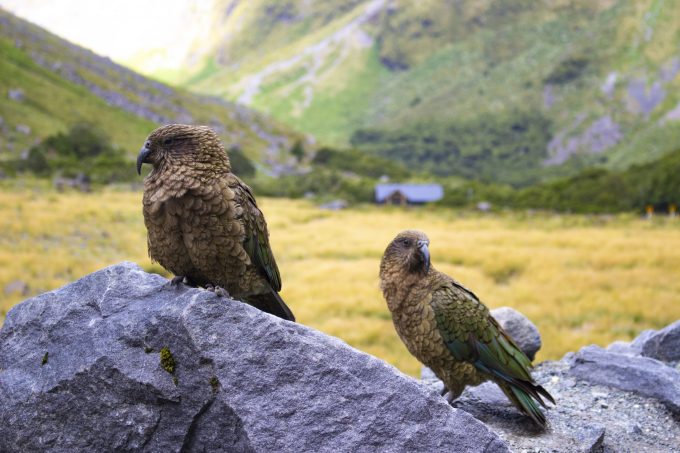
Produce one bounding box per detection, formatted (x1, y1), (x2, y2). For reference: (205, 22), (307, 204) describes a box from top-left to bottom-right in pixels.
(498, 381), (553, 427)
(246, 291), (296, 322)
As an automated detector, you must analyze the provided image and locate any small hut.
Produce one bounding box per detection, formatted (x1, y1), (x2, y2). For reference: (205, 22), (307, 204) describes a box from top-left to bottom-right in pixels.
(375, 183), (444, 205)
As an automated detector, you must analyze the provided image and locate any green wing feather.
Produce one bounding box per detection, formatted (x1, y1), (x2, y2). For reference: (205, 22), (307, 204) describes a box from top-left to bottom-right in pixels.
(432, 284), (534, 382)
(432, 282), (554, 425)
(234, 180), (282, 291)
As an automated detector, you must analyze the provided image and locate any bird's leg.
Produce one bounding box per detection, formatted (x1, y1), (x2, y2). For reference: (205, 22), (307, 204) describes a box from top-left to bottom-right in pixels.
(165, 276), (197, 289)
(205, 284), (231, 298)
(443, 388), (463, 404)
(440, 386), (449, 397)
(169, 276), (186, 287)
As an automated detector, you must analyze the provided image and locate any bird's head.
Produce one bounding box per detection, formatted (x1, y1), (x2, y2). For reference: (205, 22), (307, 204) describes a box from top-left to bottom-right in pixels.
(380, 230), (431, 276)
(137, 124), (231, 176)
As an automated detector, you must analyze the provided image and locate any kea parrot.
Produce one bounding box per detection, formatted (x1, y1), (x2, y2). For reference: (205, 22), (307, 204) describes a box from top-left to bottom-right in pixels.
(379, 230), (554, 426)
(137, 124), (295, 322)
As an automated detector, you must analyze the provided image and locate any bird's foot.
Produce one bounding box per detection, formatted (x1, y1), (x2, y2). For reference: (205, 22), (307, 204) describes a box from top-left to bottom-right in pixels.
(205, 284), (230, 298)
(443, 391), (459, 404)
(167, 276), (188, 288)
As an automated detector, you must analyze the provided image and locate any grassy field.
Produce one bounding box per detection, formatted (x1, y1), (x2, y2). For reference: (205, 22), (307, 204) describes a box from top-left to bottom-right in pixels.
(2, 184), (679, 377)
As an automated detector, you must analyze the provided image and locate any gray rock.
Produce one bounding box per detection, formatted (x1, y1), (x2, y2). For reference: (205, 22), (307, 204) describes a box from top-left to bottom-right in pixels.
(421, 366), (445, 395)
(629, 329), (656, 353)
(605, 340), (636, 355)
(637, 320), (680, 362)
(604, 329), (657, 357)
(448, 371), (609, 452)
(0, 262), (508, 453)
(490, 307), (541, 360)
(627, 78), (666, 117)
(423, 357), (680, 452)
(477, 201), (492, 212)
(319, 199), (348, 210)
(422, 320), (680, 452)
(7, 88), (24, 101)
(15, 124), (31, 135)
(569, 345), (680, 414)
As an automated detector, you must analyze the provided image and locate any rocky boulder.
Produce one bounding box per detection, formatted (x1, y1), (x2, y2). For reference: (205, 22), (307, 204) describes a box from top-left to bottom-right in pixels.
(423, 323), (680, 452)
(0, 262), (508, 452)
(637, 320), (680, 362)
(569, 345), (680, 414)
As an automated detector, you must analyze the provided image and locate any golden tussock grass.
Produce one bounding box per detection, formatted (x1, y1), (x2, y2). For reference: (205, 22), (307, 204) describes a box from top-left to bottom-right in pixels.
(1, 185), (679, 377)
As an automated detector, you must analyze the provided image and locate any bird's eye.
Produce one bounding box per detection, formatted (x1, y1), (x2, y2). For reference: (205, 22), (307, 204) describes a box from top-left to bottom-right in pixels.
(162, 137), (174, 146)
(400, 238), (412, 247)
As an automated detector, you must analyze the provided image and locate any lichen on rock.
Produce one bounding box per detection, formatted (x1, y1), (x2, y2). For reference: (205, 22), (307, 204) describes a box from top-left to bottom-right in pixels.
(159, 346), (175, 375)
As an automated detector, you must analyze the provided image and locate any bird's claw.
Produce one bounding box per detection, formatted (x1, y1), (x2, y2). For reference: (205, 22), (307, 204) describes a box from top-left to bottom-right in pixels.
(205, 284), (230, 298)
(439, 385), (460, 404)
(168, 276), (187, 288)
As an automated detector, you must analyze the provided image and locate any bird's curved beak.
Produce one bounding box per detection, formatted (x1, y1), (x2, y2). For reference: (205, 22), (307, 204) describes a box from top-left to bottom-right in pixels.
(418, 240), (430, 273)
(136, 144), (151, 175)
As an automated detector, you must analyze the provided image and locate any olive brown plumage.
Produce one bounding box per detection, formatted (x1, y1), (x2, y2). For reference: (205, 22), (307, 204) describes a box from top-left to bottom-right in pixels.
(379, 230), (554, 426)
(137, 124), (295, 321)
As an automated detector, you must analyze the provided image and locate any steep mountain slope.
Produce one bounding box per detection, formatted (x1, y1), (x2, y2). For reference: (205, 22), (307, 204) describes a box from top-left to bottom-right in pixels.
(165, 0), (680, 184)
(0, 8), (306, 176)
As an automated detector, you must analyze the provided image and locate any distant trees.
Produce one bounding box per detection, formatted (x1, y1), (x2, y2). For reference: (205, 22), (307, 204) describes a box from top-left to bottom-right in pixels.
(436, 148), (680, 213)
(350, 111), (553, 186)
(289, 140), (305, 162)
(311, 147), (410, 179)
(251, 146), (412, 202)
(8, 121), (680, 214)
(13, 123), (131, 183)
(544, 56), (589, 85)
(227, 146), (256, 177)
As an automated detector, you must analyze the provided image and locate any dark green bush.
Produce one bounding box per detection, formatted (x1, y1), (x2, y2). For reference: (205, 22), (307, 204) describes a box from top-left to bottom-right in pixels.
(350, 111), (552, 186)
(435, 148), (680, 213)
(228, 146), (256, 177)
(290, 140), (305, 162)
(311, 147), (410, 179)
(544, 57), (589, 85)
(12, 122), (132, 184)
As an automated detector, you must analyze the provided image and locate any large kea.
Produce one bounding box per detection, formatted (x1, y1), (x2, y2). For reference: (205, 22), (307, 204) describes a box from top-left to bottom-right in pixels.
(379, 230), (554, 426)
(137, 124), (294, 321)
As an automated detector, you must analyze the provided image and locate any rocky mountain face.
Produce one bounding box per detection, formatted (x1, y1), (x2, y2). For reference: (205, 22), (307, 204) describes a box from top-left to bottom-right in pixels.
(1, 262), (679, 452)
(0, 8), (305, 176)
(165, 0), (680, 184)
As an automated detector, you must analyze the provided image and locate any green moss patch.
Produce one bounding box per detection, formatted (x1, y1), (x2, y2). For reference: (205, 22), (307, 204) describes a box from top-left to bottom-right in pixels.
(159, 347), (176, 374)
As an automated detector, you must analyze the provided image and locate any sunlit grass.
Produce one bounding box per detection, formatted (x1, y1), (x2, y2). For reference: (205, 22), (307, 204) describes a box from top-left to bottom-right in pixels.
(1, 184), (679, 376)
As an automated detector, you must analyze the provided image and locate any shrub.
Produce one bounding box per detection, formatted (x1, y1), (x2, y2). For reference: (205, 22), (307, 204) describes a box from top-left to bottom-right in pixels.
(12, 122), (133, 184)
(228, 146), (256, 177)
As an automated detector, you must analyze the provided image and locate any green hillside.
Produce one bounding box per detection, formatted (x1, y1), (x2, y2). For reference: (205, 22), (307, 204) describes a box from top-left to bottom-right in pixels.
(156, 0), (680, 185)
(0, 8), (306, 176)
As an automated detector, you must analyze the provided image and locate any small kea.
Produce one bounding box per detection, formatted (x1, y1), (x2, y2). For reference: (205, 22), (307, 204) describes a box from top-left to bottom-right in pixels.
(379, 230), (554, 426)
(137, 124), (295, 321)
